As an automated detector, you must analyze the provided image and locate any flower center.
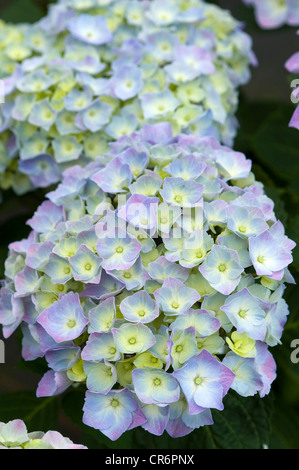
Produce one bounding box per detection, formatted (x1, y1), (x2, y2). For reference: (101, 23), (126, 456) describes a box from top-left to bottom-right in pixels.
(85, 263), (91, 271)
(174, 195), (182, 204)
(161, 43), (170, 51)
(153, 378), (161, 386)
(171, 301), (179, 309)
(129, 337), (136, 345)
(194, 377), (202, 385)
(67, 319), (76, 328)
(116, 246), (124, 253)
(218, 264), (226, 272)
(138, 310), (146, 317)
(176, 345), (183, 353)
(257, 256), (264, 264)
(111, 399), (119, 407)
(239, 310), (247, 318)
(45, 111), (52, 119)
(65, 143), (73, 152)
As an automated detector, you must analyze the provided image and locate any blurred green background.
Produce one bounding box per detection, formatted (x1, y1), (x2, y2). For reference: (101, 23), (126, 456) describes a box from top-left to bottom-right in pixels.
(0, 0), (298, 449)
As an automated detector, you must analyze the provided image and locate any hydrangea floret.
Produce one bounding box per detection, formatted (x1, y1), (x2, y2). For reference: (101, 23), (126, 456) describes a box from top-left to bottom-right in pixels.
(0, 123), (295, 440)
(285, 49), (299, 130)
(0, 0), (256, 193)
(242, 0), (299, 29)
(0, 419), (87, 449)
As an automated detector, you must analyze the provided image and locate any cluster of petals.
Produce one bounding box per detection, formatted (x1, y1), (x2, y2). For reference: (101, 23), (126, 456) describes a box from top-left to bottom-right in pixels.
(243, 0), (299, 29)
(0, 0), (255, 193)
(285, 48), (299, 130)
(0, 123), (295, 440)
(0, 419), (87, 449)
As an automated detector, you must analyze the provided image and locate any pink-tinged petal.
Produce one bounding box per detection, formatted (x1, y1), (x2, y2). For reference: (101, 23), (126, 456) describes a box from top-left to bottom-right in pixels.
(154, 277), (200, 315)
(0, 420), (29, 446)
(173, 350), (235, 412)
(92, 158), (132, 193)
(249, 230), (293, 277)
(27, 201), (64, 233)
(83, 389), (145, 441)
(285, 52), (299, 73)
(255, 341), (277, 398)
(138, 122), (173, 145)
(36, 370), (72, 397)
(141, 404), (170, 436)
(37, 292), (89, 343)
(289, 105), (299, 130)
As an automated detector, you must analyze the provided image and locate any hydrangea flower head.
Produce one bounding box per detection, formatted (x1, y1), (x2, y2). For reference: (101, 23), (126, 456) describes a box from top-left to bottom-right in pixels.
(0, 124), (295, 440)
(243, 0), (299, 29)
(0, 419), (87, 449)
(0, 0), (256, 193)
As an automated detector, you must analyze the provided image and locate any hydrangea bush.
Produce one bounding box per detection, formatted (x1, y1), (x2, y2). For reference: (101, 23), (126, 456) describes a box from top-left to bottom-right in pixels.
(0, 0), (256, 193)
(242, 0), (299, 29)
(0, 123), (295, 441)
(0, 419), (87, 448)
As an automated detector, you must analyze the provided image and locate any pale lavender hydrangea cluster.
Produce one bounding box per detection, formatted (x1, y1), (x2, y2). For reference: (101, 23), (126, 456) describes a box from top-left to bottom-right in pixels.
(242, 0), (299, 29)
(0, 0), (256, 193)
(0, 123), (295, 440)
(0, 419), (87, 448)
(285, 49), (299, 129)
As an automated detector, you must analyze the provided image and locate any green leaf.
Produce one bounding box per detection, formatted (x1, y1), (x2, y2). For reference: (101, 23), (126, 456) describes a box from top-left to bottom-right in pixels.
(264, 185), (288, 226)
(287, 216), (299, 271)
(235, 101), (281, 153)
(0, 391), (59, 433)
(0, 0), (44, 23)
(0, 246), (8, 279)
(269, 401), (299, 449)
(251, 110), (299, 184)
(16, 357), (49, 376)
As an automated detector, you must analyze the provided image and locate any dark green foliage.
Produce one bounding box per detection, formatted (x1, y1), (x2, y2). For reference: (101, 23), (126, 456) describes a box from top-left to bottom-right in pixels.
(0, 391), (59, 433)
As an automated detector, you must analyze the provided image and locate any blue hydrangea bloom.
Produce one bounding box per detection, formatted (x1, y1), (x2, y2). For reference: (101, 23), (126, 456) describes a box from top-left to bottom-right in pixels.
(0, 0), (256, 193)
(0, 124), (295, 441)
